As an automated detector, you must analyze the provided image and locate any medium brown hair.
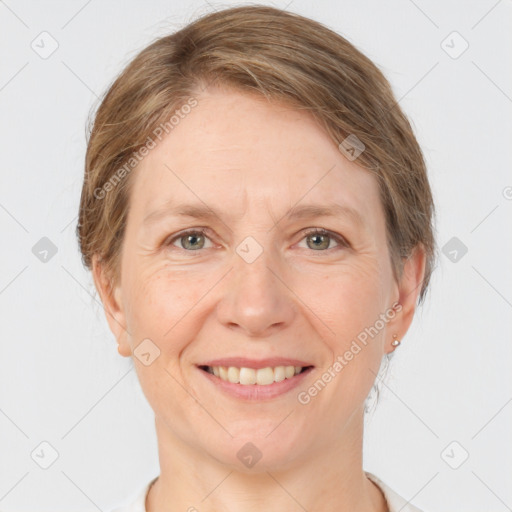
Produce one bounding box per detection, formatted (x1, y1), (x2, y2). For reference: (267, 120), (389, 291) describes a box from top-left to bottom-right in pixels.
(77, 4), (436, 303)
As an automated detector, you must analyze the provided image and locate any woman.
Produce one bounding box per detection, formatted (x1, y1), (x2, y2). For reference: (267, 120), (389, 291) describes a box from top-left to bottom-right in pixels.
(77, 5), (435, 511)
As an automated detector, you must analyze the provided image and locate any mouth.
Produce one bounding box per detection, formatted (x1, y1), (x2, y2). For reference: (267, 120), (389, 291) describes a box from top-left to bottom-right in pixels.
(196, 359), (314, 400)
(198, 364), (313, 385)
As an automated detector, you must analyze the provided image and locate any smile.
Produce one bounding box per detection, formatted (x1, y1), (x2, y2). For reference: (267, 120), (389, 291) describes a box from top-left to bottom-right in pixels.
(200, 365), (312, 385)
(197, 360), (315, 401)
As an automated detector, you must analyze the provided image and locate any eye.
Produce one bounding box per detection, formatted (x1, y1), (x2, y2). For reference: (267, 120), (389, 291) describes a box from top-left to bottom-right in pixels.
(164, 227), (348, 253)
(298, 228), (348, 251)
(166, 228), (214, 251)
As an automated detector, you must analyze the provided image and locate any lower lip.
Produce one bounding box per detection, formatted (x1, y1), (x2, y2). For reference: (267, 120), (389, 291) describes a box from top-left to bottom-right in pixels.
(198, 367), (314, 401)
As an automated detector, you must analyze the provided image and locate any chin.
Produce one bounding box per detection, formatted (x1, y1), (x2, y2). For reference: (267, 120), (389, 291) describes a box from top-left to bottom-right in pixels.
(203, 427), (305, 473)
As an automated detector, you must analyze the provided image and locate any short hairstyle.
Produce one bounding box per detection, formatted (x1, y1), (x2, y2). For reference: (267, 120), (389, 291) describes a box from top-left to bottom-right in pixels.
(77, 4), (436, 304)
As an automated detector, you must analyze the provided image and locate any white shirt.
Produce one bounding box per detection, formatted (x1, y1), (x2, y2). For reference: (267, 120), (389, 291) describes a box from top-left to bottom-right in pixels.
(111, 472), (425, 511)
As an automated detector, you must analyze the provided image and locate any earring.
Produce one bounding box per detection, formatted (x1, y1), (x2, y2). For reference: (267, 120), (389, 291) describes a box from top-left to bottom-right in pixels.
(391, 334), (401, 348)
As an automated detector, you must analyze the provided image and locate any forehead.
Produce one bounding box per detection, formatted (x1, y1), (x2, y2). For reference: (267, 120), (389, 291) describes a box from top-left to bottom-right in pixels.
(128, 88), (383, 229)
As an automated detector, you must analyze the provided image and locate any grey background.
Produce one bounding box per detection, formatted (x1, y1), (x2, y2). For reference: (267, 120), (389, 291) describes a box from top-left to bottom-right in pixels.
(1, 1), (511, 511)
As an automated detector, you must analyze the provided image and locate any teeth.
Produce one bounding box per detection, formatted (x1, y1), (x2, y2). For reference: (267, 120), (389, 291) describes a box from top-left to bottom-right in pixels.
(284, 366), (295, 379)
(240, 367), (257, 385)
(227, 366), (240, 383)
(256, 367), (274, 385)
(207, 365), (305, 385)
(274, 366), (285, 382)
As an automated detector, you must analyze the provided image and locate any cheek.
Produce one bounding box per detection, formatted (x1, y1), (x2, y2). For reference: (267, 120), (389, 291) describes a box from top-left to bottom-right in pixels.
(302, 257), (388, 402)
(304, 266), (387, 422)
(125, 273), (199, 401)
(300, 257), (388, 338)
(126, 268), (209, 347)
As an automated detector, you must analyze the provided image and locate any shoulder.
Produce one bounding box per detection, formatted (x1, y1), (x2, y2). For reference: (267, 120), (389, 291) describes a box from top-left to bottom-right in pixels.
(109, 477), (157, 512)
(366, 472), (426, 512)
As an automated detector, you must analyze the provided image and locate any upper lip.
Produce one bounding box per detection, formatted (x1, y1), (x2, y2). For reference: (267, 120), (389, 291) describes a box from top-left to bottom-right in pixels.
(199, 357), (314, 369)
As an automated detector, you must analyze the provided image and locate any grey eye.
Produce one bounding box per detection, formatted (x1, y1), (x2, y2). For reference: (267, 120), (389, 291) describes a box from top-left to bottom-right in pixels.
(299, 229), (346, 251)
(180, 233), (206, 250)
(306, 232), (332, 250)
(168, 230), (213, 251)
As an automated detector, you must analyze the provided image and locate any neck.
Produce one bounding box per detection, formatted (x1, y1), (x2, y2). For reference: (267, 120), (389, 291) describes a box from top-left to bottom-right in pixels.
(146, 409), (388, 512)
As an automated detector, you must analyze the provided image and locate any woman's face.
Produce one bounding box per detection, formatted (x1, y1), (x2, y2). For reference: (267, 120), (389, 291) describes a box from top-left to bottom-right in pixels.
(95, 86), (424, 471)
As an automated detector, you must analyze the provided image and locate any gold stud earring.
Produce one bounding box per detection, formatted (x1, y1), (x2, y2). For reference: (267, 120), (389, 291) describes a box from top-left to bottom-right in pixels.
(391, 334), (401, 348)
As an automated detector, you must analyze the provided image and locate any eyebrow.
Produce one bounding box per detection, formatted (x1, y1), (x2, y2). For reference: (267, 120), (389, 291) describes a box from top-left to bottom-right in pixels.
(143, 201), (365, 228)
(285, 203), (365, 227)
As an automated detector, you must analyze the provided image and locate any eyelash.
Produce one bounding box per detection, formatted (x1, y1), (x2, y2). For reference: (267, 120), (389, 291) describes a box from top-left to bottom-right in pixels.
(164, 227), (349, 253)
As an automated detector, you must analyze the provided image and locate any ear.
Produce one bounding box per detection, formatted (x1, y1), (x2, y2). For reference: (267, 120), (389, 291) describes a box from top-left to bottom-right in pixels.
(386, 244), (427, 353)
(91, 255), (132, 357)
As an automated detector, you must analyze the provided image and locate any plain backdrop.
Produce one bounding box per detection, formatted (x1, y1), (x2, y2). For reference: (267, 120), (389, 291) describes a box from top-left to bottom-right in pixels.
(1, 1), (511, 511)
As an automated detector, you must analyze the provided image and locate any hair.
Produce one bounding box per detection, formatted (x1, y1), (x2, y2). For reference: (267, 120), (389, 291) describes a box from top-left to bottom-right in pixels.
(77, 4), (436, 305)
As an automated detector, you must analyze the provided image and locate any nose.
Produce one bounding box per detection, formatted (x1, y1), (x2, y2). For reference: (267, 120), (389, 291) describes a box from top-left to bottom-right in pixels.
(216, 244), (296, 338)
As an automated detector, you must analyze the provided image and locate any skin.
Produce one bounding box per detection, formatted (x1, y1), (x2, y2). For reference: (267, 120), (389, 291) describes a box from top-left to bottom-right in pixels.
(93, 85), (426, 512)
